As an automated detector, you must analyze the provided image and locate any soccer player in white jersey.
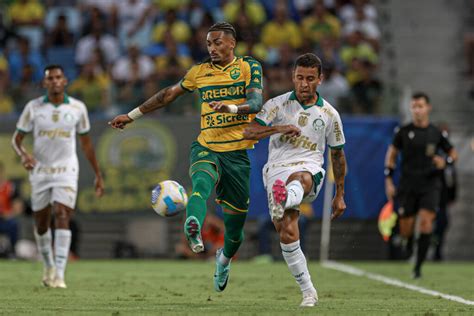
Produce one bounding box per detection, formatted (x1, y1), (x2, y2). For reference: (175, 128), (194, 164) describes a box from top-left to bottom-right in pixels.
(11, 65), (104, 288)
(243, 53), (347, 307)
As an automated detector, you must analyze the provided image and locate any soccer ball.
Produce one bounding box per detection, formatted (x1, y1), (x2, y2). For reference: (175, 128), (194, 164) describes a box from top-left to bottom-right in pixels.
(151, 180), (188, 217)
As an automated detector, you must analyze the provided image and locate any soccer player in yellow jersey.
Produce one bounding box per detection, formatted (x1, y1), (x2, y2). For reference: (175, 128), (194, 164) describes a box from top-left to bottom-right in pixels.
(109, 22), (263, 292)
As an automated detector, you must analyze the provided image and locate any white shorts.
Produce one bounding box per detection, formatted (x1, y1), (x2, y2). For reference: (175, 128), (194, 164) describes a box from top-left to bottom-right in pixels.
(263, 162), (325, 212)
(31, 185), (78, 211)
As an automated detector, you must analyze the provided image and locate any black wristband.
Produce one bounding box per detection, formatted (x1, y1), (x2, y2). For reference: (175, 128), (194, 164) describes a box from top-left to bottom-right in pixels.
(384, 167), (394, 178)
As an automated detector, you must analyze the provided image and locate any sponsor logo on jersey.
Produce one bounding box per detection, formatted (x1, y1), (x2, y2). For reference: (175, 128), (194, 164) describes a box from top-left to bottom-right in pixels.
(279, 134), (318, 151)
(205, 113), (249, 127)
(321, 107), (334, 118)
(313, 118), (325, 131)
(333, 121), (342, 142)
(266, 106), (279, 121)
(204, 73), (214, 77)
(230, 68), (241, 80)
(200, 83), (245, 102)
(38, 128), (71, 139)
(206, 116), (216, 127)
(37, 166), (67, 174)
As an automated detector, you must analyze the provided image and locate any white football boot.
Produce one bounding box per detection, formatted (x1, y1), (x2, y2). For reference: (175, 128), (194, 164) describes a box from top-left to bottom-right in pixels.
(300, 289), (318, 307)
(52, 277), (67, 289)
(42, 267), (56, 287)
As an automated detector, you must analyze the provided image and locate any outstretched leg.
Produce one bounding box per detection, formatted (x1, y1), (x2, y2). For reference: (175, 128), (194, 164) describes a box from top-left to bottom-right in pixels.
(272, 171), (318, 306)
(185, 162), (218, 253)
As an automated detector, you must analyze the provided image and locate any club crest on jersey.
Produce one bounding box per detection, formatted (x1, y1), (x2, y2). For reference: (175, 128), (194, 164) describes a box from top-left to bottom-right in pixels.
(230, 68), (240, 80)
(52, 110), (60, 122)
(64, 113), (74, 123)
(312, 118), (325, 131)
(298, 113), (310, 127)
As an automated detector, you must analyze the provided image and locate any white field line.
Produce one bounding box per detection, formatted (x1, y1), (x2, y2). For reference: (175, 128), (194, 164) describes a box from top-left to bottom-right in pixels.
(321, 260), (474, 306)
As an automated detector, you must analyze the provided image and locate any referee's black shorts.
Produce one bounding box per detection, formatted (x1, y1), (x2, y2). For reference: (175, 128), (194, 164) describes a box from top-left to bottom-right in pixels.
(396, 186), (440, 218)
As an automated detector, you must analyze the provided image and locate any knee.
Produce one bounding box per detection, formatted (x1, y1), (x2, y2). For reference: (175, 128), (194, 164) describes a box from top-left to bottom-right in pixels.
(36, 225), (48, 235)
(54, 208), (71, 228)
(279, 227), (298, 244)
(419, 219), (433, 233)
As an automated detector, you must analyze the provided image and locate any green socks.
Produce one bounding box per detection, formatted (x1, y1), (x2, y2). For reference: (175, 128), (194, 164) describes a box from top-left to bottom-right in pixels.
(186, 170), (216, 227)
(223, 212), (247, 259)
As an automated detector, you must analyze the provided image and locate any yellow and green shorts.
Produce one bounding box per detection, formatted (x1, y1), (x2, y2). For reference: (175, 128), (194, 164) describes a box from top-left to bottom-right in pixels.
(189, 141), (250, 213)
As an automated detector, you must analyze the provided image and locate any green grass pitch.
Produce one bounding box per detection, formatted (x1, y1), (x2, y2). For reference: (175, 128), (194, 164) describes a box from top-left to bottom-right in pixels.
(1, 260), (473, 315)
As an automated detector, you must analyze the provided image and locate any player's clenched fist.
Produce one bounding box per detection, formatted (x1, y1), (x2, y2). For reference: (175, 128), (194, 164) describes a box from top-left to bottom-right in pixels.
(108, 114), (134, 130)
(331, 195), (346, 220)
(21, 153), (36, 171)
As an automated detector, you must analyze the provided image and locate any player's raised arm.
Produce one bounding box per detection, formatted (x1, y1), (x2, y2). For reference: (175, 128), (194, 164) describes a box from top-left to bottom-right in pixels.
(330, 148), (347, 220)
(108, 82), (187, 129)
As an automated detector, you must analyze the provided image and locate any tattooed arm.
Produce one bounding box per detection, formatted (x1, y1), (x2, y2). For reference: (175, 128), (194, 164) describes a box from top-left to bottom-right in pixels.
(209, 88), (263, 114)
(108, 83), (186, 129)
(330, 148), (347, 220)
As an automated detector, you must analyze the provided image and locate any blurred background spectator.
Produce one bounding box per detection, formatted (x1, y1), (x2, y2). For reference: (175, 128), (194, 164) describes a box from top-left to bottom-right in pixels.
(0, 0), (386, 116)
(0, 161), (24, 258)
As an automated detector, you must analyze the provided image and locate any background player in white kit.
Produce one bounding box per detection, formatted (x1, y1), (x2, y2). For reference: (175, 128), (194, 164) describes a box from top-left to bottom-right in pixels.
(243, 53), (347, 307)
(11, 65), (104, 288)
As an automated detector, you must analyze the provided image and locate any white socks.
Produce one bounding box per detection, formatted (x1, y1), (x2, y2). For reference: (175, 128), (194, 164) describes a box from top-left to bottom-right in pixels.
(54, 229), (71, 280)
(280, 240), (315, 294)
(284, 180), (304, 210)
(34, 229), (55, 268)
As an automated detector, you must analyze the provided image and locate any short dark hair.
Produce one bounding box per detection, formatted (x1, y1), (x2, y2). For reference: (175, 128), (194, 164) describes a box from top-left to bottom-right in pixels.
(412, 92), (430, 104)
(44, 64), (64, 74)
(294, 53), (322, 77)
(208, 22), (236, 40)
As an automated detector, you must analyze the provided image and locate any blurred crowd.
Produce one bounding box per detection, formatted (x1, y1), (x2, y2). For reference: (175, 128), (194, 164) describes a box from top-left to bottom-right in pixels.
(464, 0), (474, 99)
(0, 0), (382, 118)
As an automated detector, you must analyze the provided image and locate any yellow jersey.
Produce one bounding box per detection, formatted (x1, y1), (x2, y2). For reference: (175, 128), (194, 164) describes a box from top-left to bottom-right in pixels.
(180, 56), (263, 152)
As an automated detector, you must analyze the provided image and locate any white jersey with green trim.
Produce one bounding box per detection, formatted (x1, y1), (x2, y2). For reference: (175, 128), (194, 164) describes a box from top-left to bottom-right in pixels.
(16, 95), (90, 186)
(255, 91), (345, 169)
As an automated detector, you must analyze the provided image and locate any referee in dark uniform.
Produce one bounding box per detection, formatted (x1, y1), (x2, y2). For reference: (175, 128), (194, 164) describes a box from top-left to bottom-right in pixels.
(384, 92), (458, 278)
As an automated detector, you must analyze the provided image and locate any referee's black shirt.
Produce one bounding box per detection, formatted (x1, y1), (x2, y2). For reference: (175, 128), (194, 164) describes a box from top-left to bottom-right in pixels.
(392, 123), (453, 190)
